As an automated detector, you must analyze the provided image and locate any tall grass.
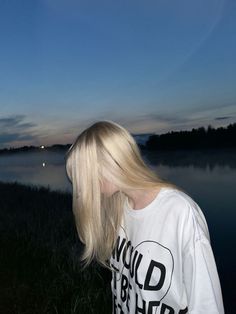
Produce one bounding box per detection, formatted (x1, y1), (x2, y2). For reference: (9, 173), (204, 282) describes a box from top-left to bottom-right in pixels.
(0, 181), (112, 314)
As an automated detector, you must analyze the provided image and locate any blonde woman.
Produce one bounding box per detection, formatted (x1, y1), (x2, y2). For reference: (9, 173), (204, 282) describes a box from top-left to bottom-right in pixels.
(65, 120), (224, 313)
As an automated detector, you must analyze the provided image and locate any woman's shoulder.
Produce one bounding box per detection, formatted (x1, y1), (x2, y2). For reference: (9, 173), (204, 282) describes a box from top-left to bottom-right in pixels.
(160, 186), (211, 242)
(159, 186), (199, 212)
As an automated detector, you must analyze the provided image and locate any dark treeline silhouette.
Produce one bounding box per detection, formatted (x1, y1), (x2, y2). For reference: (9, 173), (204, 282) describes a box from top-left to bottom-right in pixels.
(144, 122), (236, 151)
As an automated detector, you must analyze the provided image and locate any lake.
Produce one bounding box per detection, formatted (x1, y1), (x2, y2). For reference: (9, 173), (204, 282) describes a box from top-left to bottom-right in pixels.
(0, 147), (235, 312)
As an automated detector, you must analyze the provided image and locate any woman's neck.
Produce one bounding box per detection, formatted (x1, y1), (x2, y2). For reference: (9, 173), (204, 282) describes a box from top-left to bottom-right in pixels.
(123, 187), (162, 210)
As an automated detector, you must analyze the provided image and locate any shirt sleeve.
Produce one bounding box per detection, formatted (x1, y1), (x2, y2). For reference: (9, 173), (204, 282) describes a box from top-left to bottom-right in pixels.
(182, 201), (225, 313)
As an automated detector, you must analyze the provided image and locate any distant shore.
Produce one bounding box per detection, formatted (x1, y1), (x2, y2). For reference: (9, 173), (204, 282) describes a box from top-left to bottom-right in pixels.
(0, 143), (71, 155)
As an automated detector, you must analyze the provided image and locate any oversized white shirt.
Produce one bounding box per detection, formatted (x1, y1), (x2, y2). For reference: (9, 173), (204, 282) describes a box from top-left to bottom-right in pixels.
(109, 187), (224, 313)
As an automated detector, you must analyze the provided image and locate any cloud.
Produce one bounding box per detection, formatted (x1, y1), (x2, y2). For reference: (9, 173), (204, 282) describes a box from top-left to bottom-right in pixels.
(59, 110), (192, 137)
(0, 114), (38, 148)
(0, 115), (36, 131)
(0, 132), (36, 145)
(98, 111), (192, 133)
(215, 116), (231, 120)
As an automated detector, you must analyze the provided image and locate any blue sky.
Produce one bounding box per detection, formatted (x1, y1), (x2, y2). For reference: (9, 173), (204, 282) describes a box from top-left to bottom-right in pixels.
(0, 0), (235, 148)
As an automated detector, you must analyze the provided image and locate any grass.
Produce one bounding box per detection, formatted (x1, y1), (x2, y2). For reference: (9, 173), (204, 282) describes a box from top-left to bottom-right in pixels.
(0, 181), (112, 314)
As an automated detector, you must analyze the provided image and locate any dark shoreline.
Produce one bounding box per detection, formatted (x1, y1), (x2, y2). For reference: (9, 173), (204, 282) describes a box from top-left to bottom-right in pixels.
(0, 181), (112, 314)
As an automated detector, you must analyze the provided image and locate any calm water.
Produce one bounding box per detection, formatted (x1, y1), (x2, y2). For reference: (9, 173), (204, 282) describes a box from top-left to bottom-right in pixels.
(0, 148), (235, 312)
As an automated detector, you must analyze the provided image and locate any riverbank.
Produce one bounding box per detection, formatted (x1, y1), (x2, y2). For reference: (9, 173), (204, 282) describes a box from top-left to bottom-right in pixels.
(0, 181), (112, 314)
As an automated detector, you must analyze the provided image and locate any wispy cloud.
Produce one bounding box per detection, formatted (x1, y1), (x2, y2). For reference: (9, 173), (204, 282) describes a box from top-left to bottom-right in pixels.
(0, 132), (36, 146)
(0, 114), (38, 148)
(215, 116), (232, 120)
(0, 115), (36, 130)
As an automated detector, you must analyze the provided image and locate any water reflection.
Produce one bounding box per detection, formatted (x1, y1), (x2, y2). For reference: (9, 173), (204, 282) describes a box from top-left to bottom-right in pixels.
(0, 148), (235, 198)
(0, 151), (71, 193)
(1, 148), (235, 193)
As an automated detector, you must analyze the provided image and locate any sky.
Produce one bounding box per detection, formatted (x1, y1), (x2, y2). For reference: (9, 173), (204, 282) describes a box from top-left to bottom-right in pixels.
(0, 0), (236, 149)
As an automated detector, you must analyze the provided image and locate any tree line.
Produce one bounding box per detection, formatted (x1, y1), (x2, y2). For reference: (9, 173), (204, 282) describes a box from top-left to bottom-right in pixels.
(143, 122), (236, 151)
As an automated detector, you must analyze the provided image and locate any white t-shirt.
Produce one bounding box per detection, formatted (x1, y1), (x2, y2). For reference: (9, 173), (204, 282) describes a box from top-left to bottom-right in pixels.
(109, 187), (225, 313)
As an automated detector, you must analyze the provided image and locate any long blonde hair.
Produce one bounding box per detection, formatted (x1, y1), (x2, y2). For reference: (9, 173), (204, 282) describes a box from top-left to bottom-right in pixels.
(65, 120), (182, 270)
